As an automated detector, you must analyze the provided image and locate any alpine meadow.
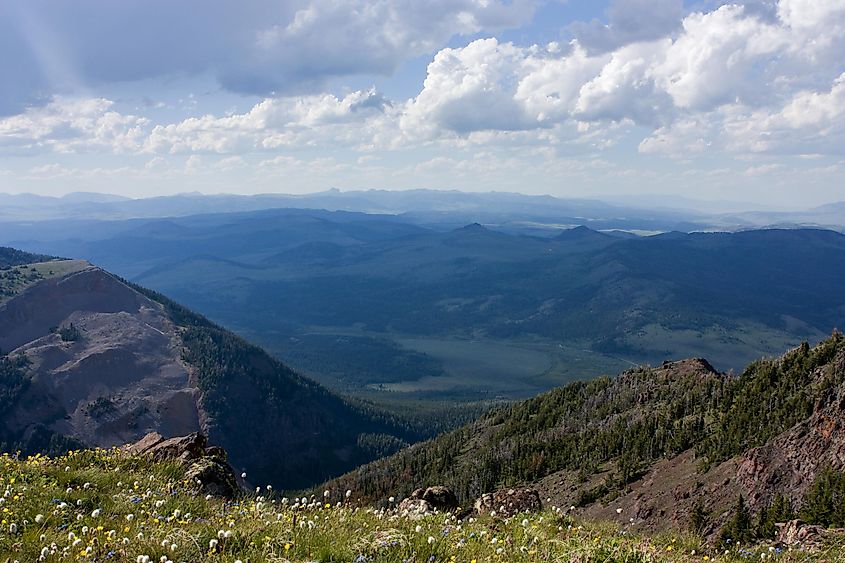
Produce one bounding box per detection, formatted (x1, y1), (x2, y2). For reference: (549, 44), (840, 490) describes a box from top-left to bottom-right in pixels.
(2, 1), (845, 562)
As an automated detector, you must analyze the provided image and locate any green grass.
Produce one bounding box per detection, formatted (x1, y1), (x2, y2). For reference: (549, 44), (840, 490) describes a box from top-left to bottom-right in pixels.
(1, 449), (840, 562)
(0, 260), (89, 303)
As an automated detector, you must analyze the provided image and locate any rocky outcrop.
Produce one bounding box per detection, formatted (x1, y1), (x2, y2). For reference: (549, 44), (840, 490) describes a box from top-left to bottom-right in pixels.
(775, 520), (825, 547)
(474, 487), (542, 518)
(128, 432), (240, 498)
(397, 486), (459, 517)
(128, 432), (208, 462)
(736, 349), (845, 511)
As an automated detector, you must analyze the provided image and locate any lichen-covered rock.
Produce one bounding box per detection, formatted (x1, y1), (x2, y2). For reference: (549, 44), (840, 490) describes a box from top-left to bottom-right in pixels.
(412, 486), (458, 510)
(474, 487), (542, 518)
(397, 485), (459, 517)
(185, 457), (239, 498)
(397, 498), (435, 519)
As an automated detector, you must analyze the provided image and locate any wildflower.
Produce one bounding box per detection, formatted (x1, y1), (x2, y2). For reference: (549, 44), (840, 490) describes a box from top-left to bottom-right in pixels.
(388, 496), (395, 503)
(209, 539), (219, 549)
(91, 508), (101, 518)
(8, 523), (17, 534)
(616, 508), (623, 514)
(126, 514), (134, 521)
(346, 489), (352, 498)
(241, 472), (247, 479)
(35, 514), (45, 524)
(427, 536), (435, 544)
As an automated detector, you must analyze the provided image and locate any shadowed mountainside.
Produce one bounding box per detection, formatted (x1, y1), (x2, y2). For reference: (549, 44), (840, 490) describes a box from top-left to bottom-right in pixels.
(0, 249), (426, 489)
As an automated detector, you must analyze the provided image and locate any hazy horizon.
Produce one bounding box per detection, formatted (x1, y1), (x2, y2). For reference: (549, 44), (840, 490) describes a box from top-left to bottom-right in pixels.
(0, 186), (839, 215)
(1, 1), (844, 207)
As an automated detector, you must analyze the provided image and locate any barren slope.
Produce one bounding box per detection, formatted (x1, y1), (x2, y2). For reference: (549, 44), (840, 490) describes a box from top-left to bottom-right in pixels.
(0, 265), (201, 450)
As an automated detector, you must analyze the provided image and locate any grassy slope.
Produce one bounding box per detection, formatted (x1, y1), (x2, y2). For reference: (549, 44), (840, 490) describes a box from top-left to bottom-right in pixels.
(0, 247), (78, 303)
(2, 448), (838, 562)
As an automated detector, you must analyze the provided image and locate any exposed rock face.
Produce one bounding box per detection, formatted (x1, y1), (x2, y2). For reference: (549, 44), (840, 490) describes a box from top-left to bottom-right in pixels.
(0, 267), (202, 451)
(397, 486), (459, 517)
(128, 432), (239, 498)
(474, 488), (542, 518)
(736, 349), (845, 511)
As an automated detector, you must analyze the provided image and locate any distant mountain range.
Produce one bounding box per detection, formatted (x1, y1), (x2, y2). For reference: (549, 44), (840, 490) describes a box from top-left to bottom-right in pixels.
(1, 189), (843, 233)
(0, 247), (430, 489)
(3, 208), (842, 403)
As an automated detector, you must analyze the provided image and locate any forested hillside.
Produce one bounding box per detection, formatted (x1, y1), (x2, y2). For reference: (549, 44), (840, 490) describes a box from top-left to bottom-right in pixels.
(323, 334), (845, 535)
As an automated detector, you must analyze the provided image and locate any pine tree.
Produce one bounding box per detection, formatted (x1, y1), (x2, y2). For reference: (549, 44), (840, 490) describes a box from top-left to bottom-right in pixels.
(718, 495), (753, 547)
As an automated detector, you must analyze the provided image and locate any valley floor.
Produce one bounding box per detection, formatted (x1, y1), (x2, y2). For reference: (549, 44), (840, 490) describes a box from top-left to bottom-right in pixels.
(1, 449), (842, 562)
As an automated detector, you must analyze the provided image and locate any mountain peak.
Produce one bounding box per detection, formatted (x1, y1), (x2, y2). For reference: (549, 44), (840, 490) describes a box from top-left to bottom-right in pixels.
(554, 225), (608, 240)
(456, 222), (487, 232)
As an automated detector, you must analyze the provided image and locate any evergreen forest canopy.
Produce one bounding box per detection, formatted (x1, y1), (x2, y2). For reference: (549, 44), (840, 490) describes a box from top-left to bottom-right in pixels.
(323, 333), (845, 510)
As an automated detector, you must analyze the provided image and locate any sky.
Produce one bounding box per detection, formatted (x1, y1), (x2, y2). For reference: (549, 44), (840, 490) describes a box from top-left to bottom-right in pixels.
(0, 0), (843, 208)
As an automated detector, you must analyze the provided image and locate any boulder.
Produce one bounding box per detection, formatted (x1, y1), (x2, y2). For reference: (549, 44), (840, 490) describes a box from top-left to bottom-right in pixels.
(126, 432), (164, 455)
(126, 432), (240, 498)
(127, 431), (208, 462)
(412, 486), (459, 511)
(474, 487), (542, 518)
(397, 498), (435, 519)
(397, 486), (459, 517)
(185, 457), (239, 498)
(775, 519), (824, 547)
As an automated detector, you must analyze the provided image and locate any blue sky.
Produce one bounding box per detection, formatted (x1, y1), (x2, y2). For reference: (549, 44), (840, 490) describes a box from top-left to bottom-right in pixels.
(0, 0), (843, 208)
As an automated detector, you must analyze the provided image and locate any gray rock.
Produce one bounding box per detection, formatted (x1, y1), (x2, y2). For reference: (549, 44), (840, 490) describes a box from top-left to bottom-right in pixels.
(474, 487), (542, 518)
